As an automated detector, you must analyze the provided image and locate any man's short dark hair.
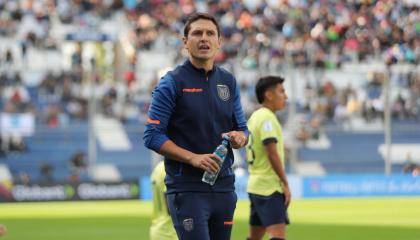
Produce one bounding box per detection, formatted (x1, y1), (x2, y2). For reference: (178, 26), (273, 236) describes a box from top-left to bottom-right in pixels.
(255, 76), (285, 104)
(184, 12), (220, 38)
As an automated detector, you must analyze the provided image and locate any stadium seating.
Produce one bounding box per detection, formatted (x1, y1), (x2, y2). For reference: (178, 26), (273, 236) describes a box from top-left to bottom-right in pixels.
(1, 123), (151, 183)
(1, 0), (419, 184)
(298, 124), (420, 174)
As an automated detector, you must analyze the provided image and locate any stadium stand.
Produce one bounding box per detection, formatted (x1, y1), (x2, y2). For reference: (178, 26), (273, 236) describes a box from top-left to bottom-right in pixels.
(0, 0), (419, 184)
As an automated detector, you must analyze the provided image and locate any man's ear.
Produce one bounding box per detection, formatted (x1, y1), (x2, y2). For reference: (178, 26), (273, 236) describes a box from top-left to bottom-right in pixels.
(264, 90), (273, 102)
(183, 36), (188, 50)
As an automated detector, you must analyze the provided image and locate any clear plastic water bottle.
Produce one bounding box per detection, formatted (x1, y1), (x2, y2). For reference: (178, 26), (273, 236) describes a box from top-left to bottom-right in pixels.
(202, 136), (230, 185)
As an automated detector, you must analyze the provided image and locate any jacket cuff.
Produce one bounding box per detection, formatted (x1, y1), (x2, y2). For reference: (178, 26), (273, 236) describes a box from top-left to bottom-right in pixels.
(149, 135), (169, 152)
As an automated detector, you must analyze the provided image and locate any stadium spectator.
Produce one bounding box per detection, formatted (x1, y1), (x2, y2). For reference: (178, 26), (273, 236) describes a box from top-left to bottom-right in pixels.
(403, 153), (420, 177)
(143, 13), (248, 240)
(246, 76), (291, 240)
(0, 137), (5, 158)
(294, 115), (323, 145)
(40, 162), (54, 184)
(71, 44), (82, 69)
(5, 49), (13, 67)
(150, 161), (177, 240)
(8, 136), (28, 153)
(68, 151), (87, 182)
(16, 172), (31, 186)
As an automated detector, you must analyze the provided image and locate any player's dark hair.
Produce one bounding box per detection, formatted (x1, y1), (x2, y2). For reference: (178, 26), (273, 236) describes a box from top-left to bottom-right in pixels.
(184, 12), (220, 37)
(255, 76), (285, 104)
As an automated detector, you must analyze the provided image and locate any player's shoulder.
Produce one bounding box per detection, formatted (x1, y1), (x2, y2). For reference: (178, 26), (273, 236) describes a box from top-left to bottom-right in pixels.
(215, 64), (232, 75)
(251, 108), (274, 121)
(215, 65), (235, 81)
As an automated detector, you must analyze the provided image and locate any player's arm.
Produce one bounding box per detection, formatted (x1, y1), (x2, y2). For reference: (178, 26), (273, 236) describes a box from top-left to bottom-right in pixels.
(225, 79), (249, 149)
(264, 141), (291, 206)
(159, 141), (221, 173)
(143, 75), (221, 173)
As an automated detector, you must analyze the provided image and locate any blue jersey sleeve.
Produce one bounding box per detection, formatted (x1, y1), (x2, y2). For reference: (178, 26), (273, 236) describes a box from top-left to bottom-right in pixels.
(143, 74), (177, 152)
(232, 80), (249, 137)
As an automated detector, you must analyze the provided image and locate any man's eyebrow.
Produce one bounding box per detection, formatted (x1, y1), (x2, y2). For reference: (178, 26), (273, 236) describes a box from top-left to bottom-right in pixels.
(192, 28), (216, 32)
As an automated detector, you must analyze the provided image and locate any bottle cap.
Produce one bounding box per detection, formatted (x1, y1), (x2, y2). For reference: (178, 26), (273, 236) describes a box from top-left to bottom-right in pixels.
(222, 135), (230, 145)
(223, 135), (231, 141)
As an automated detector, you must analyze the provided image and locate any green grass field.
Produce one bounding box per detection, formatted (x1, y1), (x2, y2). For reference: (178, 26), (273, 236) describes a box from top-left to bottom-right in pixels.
(1, 197), (420, 240)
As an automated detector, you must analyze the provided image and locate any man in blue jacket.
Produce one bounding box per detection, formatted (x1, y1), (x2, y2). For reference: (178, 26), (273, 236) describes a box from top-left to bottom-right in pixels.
(144, 12), (248, 240)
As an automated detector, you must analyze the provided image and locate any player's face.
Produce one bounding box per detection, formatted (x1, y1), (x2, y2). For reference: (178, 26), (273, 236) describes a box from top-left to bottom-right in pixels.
(183, 19), (221, 62)
(271, 83), (288, 110)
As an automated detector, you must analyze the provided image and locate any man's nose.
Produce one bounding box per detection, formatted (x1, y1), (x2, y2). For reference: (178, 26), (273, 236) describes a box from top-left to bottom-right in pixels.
(200, 33), (209, 40)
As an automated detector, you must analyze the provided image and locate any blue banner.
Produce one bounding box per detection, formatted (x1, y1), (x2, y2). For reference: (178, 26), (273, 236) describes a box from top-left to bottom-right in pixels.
(234, 175), (248, 200)
(140, 176), (151, 200)
(303, 175), (420, 198)
(138, 174), (420, 200)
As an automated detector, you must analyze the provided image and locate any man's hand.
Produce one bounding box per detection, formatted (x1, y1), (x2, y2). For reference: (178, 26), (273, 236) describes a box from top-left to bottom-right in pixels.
(222, 131), (247, 149)
(283, 184), (291, 207)
(187, 153), (222, 173)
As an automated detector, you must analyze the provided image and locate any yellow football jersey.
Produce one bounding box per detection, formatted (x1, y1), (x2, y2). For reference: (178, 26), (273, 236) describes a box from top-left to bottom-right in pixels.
(246, 107), (285, 196)
(150, 161), (177, 240)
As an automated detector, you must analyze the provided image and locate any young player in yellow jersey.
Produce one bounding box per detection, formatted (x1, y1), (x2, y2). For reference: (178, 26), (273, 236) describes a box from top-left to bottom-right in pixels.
(246, 76), (291, 240)
(150, 161), (177, 240)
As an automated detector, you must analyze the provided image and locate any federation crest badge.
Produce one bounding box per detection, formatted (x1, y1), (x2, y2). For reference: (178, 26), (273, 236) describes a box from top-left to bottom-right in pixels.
(217, 84), (230, 101)
(262, 120), (273, 132)
(183, 218), (194, 232)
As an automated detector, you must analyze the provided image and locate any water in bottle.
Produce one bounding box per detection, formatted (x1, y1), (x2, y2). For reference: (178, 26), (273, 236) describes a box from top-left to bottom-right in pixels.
(202, 136), (230, 185)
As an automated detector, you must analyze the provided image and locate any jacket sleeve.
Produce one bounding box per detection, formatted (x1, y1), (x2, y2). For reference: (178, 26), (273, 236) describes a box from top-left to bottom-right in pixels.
(232, 79), (249, 138)
(143, 74), (177, 152)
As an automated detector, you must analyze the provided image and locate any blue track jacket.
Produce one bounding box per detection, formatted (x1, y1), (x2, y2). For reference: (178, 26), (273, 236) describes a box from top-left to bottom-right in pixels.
(143, 60), (248, 193)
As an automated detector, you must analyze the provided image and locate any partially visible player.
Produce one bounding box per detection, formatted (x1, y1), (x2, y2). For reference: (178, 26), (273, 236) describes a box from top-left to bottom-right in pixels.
(150, 161), (177, 240)
(246, 76), (291, 240)
(0, 224), (6, 237)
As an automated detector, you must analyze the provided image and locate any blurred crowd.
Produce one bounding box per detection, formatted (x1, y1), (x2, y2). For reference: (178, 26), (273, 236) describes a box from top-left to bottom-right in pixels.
(123, 0), (420, 67)
(0, 0), (419, 183)
(0, 0), (419, 140)
(2, 0), (419, 64)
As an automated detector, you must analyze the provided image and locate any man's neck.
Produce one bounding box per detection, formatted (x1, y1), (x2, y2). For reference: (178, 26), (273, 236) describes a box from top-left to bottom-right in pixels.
(189, 57), (214, 73)
(262, 103), (276, 112)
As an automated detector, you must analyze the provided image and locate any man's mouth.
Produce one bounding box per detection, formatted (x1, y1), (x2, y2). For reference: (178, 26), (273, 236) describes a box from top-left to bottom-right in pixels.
(199, 45), (210, 50)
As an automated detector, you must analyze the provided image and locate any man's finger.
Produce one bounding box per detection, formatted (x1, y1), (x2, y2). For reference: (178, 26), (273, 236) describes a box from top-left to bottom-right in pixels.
(221, 132), (231, 138)
(208, 160), (220, 172)
(209, 154), (222, 162)
(203, 161), (217, 173)
(208, 155), (221, 171)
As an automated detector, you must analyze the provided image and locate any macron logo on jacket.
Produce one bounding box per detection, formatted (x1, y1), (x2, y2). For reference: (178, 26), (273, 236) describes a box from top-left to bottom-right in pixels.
(183, 88), (203, 93)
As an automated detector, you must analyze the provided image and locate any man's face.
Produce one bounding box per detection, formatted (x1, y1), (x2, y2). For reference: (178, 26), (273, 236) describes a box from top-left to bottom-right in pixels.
(269, 83), (288, 110)
(183, 19), (221, 62)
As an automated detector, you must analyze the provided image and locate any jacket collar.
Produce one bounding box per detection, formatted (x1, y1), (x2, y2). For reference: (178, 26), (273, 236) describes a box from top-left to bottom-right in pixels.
(183, 59), (216, 76)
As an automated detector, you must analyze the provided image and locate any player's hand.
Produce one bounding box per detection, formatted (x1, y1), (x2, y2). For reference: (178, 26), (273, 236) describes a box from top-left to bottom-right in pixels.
(222, 131), (247, 149)
(188, 153), (222, 173)
(283, 185), (291, 207)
